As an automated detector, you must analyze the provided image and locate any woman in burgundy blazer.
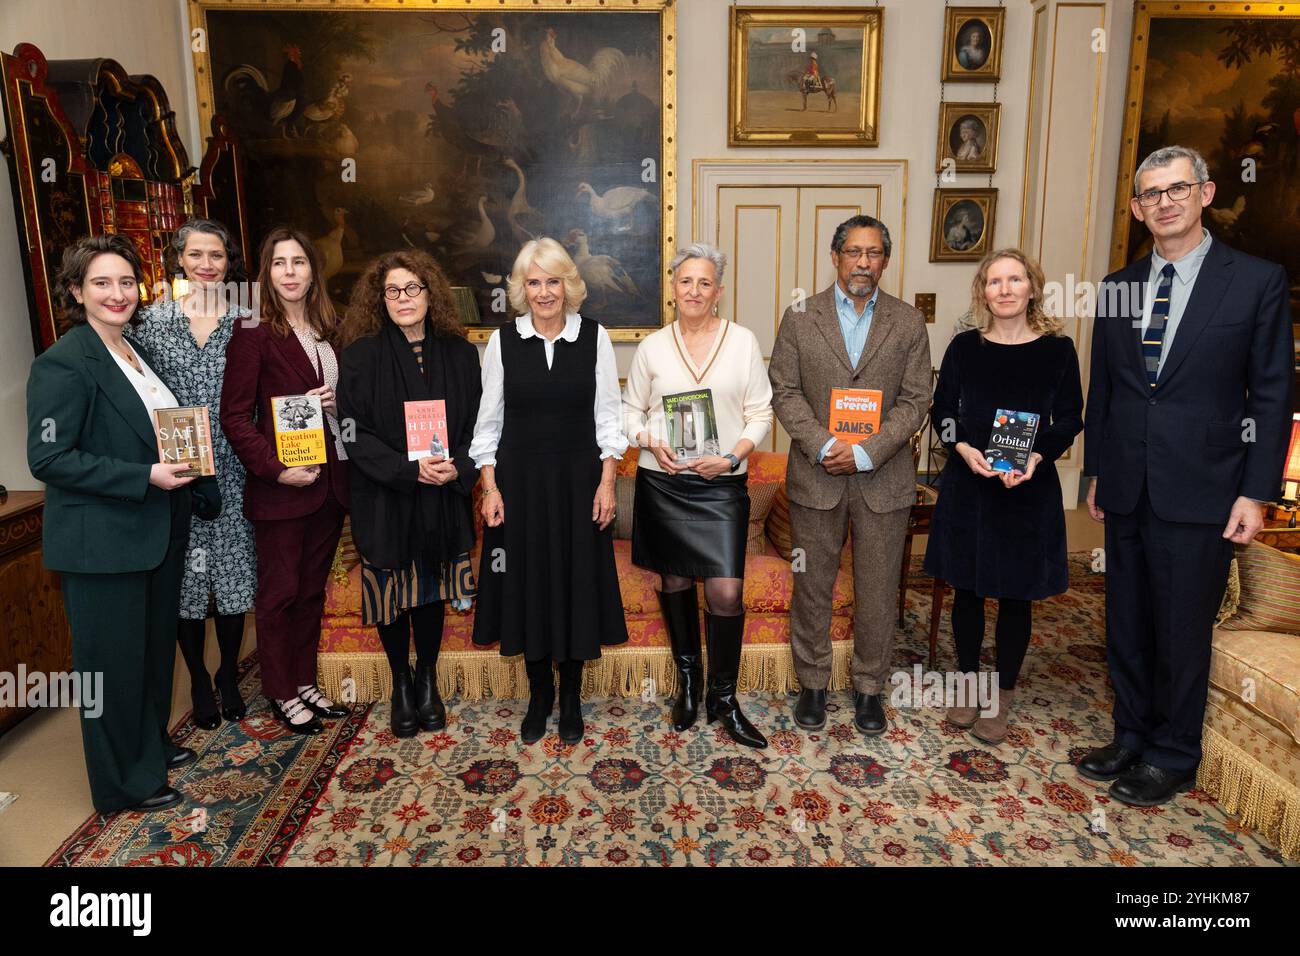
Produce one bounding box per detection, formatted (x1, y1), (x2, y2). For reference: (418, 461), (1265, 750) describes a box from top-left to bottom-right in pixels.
(221, 226), (351, 734)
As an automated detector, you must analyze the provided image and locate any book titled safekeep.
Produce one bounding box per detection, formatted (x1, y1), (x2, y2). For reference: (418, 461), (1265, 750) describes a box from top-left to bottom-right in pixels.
(663, 388), (721, 461)
(271, 394), (328, 467)
(985, 409), (1041, 473)
(828, 387), (883, 439)
(405, 399), (450, 460)
(154, 406), (216, 477)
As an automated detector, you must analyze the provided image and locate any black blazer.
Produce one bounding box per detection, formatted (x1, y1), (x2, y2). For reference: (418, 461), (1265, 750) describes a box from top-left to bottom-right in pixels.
(26, 323), (221, 573)
(1084, 237), (1294, 523)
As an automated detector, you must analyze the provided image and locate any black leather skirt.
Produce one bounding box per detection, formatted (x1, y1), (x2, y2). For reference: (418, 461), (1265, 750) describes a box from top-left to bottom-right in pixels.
(631, 468), (749, 579)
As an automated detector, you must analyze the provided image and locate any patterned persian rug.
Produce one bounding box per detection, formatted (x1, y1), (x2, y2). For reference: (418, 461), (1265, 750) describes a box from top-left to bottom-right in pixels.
(47, 556), (1292, 867)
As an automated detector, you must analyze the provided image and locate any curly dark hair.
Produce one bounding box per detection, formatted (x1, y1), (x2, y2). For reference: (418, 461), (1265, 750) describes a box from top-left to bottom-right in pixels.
(166, 217), (248, 284)
(56, 233), (147, 327)
(340, 249), (465, 347)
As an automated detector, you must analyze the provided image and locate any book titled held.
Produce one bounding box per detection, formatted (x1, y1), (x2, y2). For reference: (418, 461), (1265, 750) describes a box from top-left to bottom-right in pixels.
(405, 400), (450, 461)
(271, 394), (328, 467)
(154, 406), (216, 477)
(985, 409), (1041, 473)
(663, 389), (721, 461)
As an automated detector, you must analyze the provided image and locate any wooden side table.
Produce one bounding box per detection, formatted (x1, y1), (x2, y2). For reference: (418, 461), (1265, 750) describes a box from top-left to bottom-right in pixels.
(0, 491), (72, 736)
(1256, 518), (1300, 553)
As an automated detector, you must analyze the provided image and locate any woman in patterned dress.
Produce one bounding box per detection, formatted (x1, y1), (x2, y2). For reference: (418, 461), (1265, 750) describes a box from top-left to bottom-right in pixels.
(338, 251), (480, 737)
(131, 219), (257, 729)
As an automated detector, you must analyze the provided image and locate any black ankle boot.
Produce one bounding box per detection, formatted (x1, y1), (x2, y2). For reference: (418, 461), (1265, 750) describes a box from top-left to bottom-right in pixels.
(557, 660), (585, 745)
(177, 619), (219, 730)
(415, 662), (445, 732)
(390, 666), (419, 738)
(658, 588), (702, 731)
(521, 658), (555, 744)
(704, 612), (767, 749)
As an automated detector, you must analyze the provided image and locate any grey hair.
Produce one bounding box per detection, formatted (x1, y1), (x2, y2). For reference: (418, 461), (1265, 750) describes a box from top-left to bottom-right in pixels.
(168, 217), (247, 283)
(831, 214), (892, 259)
(669, 242), (727, 284)
(1134, 145), (1209, 195)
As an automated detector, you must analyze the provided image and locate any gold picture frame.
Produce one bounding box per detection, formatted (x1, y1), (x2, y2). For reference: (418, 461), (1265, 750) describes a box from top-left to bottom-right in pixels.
(930, 188), (997, 262)
(728, 6), (883, 147)
(936, 101), (1000, 174)
(188, 0), (677, 343)
(941, 7), (1005, 83)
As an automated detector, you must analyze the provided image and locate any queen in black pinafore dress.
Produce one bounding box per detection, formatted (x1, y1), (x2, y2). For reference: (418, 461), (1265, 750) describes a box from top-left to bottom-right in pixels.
(472, 316), (628, 662)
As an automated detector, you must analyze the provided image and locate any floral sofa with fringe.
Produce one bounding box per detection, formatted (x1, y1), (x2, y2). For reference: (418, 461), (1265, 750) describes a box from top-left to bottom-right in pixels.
(1203, 540), (1300, 862)
(317, 450), (861, 707)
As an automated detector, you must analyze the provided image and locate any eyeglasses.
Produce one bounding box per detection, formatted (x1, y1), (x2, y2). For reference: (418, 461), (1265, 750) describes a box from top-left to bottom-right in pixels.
(1135, 181), (1203, 207)
(838, 248), (886, 262)
(383, 282), (428, 300)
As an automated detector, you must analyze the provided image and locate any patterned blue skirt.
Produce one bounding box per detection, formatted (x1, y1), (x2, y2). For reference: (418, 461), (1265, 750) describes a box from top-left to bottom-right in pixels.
(360, 552), (476, 627)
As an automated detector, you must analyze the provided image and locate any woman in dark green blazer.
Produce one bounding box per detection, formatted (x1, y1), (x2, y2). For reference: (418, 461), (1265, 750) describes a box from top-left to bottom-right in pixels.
(26, 235), (221, 815)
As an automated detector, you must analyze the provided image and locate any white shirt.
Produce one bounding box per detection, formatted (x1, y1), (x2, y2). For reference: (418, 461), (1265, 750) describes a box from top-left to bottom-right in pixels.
(107, 341), (179, 418)
(469, 312), (626, 468)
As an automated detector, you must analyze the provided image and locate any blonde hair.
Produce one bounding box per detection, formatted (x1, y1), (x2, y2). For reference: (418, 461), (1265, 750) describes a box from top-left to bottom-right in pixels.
(506, 237), (587, 315)
(968, 248), (1063, 337)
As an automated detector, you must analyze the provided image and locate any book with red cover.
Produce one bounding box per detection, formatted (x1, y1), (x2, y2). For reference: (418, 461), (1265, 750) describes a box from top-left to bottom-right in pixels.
(405, 400), (450, 461)
(828, 387), (883, 440)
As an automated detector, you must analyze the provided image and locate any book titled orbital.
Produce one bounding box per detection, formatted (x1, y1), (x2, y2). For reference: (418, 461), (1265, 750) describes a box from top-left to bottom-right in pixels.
(985, 409), (1040, 473)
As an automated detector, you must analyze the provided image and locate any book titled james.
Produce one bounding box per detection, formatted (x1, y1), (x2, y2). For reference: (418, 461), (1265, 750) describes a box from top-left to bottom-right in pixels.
(154, 406), (216, 477)
(828, 387), (883, 439)
(271, 394), (327, 467)
(985, 409), (1041, 473)
(663, 389), (721, 461)
(405, 399), (450, 461)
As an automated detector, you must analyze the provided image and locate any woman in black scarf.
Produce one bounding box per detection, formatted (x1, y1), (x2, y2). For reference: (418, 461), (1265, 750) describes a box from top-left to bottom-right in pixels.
(339, 251), (481, 736)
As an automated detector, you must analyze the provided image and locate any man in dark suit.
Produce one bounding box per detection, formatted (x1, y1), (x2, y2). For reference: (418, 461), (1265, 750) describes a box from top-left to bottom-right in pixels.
(770, 215), (932, 735)
(1081, 145), (1294, 806)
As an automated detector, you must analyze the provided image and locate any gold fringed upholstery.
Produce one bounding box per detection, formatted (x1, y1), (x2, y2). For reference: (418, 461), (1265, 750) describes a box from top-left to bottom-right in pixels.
(315, 642), (857, 705)
(1198, 724), (1300, 861)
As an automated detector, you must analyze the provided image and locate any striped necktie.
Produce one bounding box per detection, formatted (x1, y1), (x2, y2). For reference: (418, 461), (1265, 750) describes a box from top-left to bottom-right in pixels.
(1143, 262), (1176, 388)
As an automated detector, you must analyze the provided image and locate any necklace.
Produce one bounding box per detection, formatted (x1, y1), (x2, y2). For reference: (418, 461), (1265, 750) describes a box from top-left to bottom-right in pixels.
(671, 318), (727, 385)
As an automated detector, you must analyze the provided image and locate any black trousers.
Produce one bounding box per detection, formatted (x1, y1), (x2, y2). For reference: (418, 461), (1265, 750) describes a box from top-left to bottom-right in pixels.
(1103, 483), (1232, 771)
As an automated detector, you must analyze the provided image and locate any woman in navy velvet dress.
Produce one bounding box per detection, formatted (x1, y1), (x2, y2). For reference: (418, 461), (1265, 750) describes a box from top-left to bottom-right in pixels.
(924, 248), (1083, 744)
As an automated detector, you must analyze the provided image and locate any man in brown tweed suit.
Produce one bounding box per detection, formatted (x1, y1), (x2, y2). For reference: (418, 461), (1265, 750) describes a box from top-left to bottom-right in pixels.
(769, 215), (932, 734)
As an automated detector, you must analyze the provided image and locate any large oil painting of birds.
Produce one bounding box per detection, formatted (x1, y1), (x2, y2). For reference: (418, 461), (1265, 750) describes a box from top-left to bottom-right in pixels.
(1114, 9), (1300, 315)
(198, 4), (668, 336)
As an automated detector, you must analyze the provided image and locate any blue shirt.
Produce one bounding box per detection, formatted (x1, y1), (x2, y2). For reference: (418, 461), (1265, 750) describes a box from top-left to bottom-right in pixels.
(818, 284), (878, 471)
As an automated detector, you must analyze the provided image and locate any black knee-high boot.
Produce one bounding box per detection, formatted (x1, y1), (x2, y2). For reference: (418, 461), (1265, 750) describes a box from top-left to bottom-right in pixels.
(521, 658), (555, 744)
(704, 612), (767, 749)
(657, 587), (702, 731)
(214, 613), (247, 721)
(177, 618), (219, 729)
(557, 660), (585, 745)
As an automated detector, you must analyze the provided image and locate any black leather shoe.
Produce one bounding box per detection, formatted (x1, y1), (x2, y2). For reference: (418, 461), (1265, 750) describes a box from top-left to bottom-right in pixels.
(521, 658), (555, 745)
(415, 663), (446, 732)
(1109, 762), (1197, 807)
(794, 688), (827, 730)
(658, 588), (702, 731)
(390, 667), (419, 739)
(129, 786), (182, 812)
(166, 746), (197, 770)
(215, 666), (247, 723)
(703, 612), (767, 749)
(557, 661), (585, 745)
(297, 684), (350, 720)
(852, 691), (887, 735)
(1077, 740), (1142, 782)
(269, 697), (324, 735)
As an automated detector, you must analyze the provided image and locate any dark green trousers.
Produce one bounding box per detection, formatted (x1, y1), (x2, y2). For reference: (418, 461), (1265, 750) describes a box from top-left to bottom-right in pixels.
(60, 491), (189, 813)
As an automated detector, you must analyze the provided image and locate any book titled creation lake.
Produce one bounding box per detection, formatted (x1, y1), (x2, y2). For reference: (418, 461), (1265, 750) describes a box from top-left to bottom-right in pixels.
(828, 387), (883, 438)
(663, 389), (721, 461)
(154, 406), (216, 477)
(985, 409), (1040, 473)
(271, 394), (327, 467)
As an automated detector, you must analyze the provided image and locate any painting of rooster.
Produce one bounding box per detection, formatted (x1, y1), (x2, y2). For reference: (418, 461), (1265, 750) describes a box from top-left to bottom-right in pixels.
(195, 1), (671, 337)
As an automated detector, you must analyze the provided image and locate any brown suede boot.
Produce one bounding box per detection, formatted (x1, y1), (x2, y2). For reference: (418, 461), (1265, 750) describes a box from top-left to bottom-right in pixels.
(946, 704), (979, 729)
(971, 687), (1014, 745)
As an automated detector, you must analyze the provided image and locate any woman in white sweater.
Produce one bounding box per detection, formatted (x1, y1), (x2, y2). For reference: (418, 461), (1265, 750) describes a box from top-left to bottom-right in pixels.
(623, 243), (773, 748)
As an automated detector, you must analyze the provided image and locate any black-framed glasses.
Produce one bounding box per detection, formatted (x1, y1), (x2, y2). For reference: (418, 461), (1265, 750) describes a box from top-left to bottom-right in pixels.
(383, 282), (428, 300)
(1135, 181), (1203, 207)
